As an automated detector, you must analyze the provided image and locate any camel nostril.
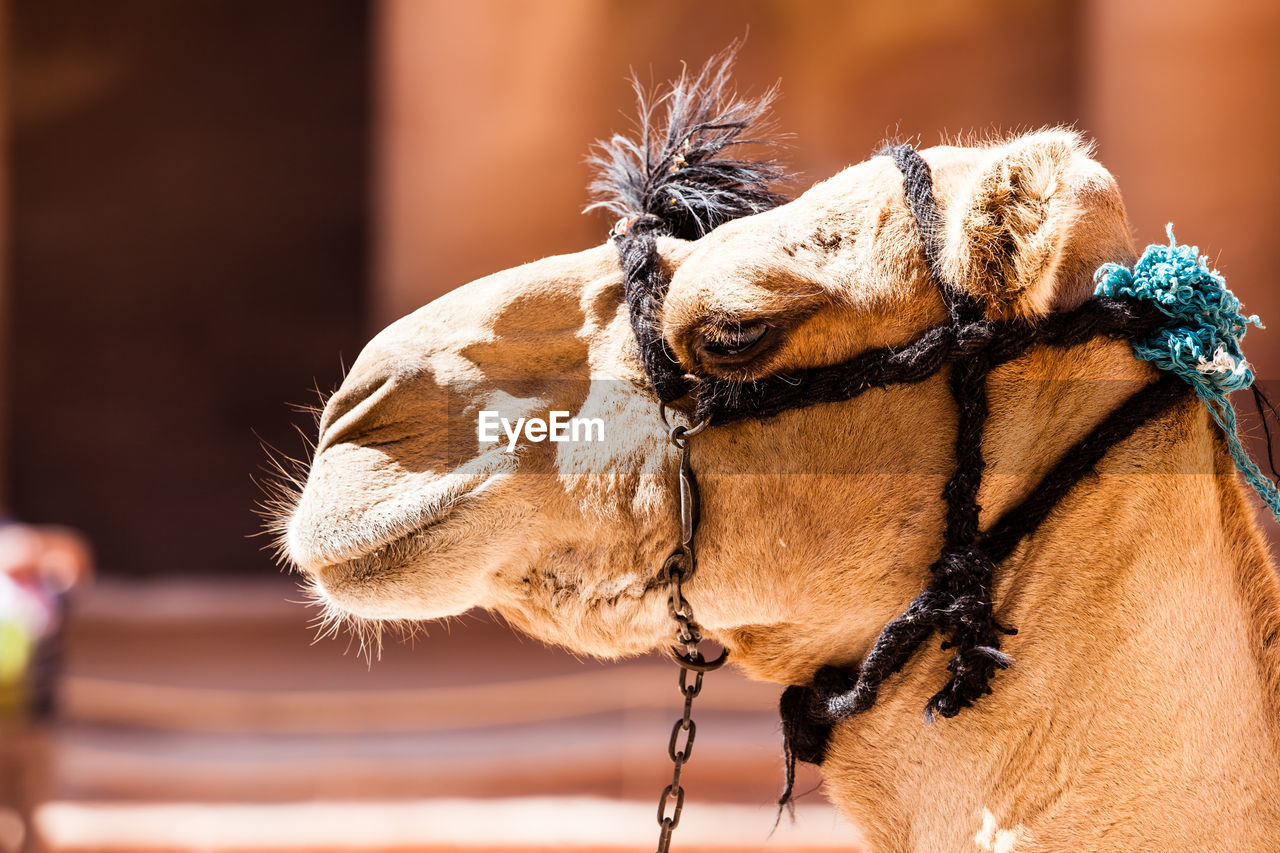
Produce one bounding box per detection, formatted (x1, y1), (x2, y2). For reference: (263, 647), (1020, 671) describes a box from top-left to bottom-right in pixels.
(317, 372), (395, 451)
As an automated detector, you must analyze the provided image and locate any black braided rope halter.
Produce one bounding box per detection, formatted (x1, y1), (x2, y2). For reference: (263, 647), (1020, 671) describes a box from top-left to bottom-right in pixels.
(592, 51), (1215, 841)
(768, 150), (1190, 808)
(751, 149), (1190, 805)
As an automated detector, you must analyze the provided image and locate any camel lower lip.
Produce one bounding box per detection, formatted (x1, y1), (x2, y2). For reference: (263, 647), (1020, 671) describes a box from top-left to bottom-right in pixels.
(313, 504), (462, 583)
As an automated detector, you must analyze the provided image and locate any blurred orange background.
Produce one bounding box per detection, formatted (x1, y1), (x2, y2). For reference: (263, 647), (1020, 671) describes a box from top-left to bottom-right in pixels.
(1, 1), (1278, 851)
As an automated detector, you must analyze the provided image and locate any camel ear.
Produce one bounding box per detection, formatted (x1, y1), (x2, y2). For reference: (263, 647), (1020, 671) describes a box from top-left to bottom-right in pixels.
(940, 130), (1089, 320)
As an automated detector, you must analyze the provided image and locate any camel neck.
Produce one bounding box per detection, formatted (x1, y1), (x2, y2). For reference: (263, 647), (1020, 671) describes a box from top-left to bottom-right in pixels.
(820, 401), (1280, 852)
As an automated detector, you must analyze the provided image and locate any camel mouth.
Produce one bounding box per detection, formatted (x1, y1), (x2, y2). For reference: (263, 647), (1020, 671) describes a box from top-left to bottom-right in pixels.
(314, 506), (460, 584)
(306, 477), (486, 576)
(303, 496), (479, 621)
(290, 462), (529, 623)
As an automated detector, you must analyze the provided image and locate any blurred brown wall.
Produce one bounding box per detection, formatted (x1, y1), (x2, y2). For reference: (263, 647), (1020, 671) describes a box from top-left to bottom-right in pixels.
(374, 0), (1082, 325)
(5, 0), (369, 575)
(1085, 0), (1280, 363)
(373, 0), (1280, 388)
(0, 1), (9, 509)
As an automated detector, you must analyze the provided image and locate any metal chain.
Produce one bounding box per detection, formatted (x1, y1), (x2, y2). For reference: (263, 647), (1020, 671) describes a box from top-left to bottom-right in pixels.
(654, 413), (726, 853)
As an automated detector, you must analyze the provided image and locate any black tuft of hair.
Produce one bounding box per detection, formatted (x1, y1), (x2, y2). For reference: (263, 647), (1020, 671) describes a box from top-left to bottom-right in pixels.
(587, 42), (790, 241)
(594, 43), (791, 403)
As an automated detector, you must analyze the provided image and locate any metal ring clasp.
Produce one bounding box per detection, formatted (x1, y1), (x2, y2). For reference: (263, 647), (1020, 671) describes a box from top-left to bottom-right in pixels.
(660, 403), (710, 441)
(665, 644), (729, 673)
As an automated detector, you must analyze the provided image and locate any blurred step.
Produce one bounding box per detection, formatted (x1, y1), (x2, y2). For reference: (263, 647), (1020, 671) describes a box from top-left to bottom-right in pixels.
(39, 579), (838, 848)
(36, 797), (863, 852)
(49, 712), (807, 803)
(59, 666), (778, 734)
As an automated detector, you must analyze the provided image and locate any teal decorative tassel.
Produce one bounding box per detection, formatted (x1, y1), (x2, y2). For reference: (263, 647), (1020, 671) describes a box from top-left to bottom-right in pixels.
(1094, 224), (1280, 519)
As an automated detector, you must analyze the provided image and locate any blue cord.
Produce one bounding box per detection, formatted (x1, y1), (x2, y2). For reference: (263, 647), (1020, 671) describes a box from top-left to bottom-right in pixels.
(1095, 224), (1280, 519)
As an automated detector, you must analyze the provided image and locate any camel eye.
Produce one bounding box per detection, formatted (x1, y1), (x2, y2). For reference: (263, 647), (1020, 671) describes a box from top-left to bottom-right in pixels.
(694, 321), (772, 367)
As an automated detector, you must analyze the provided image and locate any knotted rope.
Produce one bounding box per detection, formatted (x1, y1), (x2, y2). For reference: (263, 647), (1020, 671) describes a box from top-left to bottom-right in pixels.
(1096, 225), (1280, 516)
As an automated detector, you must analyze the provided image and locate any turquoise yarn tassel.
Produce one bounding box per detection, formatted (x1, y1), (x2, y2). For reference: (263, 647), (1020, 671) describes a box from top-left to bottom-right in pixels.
(1094, 224), (1280, 520)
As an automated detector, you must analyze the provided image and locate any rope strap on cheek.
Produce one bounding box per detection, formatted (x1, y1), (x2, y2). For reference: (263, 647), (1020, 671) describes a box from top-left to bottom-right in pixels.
(778, 146), (1019, 807)
(815, 146), (1015, 732)
(616, 215), (694, 403)
(778, 373), (1190, 778)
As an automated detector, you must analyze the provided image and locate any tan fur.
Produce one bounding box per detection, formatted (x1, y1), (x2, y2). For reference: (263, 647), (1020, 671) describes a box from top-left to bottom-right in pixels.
(284, 132), (1280, 850)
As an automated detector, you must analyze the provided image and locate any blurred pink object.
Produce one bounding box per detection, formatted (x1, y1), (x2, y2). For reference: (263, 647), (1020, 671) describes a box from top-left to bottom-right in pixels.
(0, 523), (90, 715)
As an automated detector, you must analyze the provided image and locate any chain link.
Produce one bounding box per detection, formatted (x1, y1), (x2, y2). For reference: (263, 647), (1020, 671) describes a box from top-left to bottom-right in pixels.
(654, 417), (726, 853)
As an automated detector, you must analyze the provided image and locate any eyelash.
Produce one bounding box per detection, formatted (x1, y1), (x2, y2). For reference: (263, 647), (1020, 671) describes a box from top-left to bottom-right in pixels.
(693, 321), (774, 368)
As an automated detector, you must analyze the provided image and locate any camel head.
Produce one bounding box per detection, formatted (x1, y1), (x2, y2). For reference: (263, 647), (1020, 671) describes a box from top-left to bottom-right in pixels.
(281, 70), (1141, 683)
(283, 237), (700, 653)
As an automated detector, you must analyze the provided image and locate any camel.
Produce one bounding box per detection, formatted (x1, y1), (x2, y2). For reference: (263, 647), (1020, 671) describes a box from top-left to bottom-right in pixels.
(278, 69), (1280, 851)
